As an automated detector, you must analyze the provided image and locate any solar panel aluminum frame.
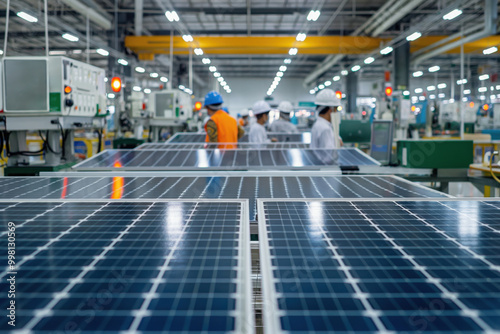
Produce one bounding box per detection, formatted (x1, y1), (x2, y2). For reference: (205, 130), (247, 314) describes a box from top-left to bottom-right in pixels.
(257, 197), (500, 334)
(135, 143), (311, 150)
(0, 198), (255, 334)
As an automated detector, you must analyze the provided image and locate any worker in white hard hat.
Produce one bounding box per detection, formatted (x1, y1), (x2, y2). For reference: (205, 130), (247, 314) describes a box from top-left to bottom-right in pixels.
(269, 101), (299, 133)
(311, 89), (342, 149)
(248, 100), (278, 146)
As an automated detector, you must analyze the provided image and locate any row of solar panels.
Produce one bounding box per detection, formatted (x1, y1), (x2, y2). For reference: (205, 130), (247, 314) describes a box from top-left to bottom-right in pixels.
(166, 132), (311, 144)
(0, 175), (448, 220)
(73, 148), (380, 171)
(1, 198), (499, 333)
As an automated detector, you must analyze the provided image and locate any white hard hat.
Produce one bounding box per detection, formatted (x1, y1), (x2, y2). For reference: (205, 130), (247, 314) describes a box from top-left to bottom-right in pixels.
(240, 108), (249, 117)
(278, 101), (294, 113)
(252, 100), (271, 115)
(315, 89), (341, 107)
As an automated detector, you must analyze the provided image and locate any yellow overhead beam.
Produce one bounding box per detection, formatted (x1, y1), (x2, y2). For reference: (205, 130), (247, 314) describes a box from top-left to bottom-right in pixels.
(125, 35), (500, 57)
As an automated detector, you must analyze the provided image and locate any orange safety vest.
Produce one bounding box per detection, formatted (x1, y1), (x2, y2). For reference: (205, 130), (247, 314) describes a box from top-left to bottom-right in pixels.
(238, 118), (245, 127)
(205, 110), (238, 149)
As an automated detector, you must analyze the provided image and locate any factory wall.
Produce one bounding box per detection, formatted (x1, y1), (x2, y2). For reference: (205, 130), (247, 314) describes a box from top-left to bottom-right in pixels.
(220, 77), (313, 116)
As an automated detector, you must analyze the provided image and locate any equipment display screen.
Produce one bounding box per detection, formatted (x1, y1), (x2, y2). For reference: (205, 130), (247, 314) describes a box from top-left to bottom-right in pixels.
(4, 58), (49, 112)
(370, 120), (393, 164)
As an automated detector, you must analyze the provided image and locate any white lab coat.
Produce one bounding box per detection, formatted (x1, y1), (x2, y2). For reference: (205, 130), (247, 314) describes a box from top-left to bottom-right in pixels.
(269, 119), (299, 133)
(248, 122), (269, 146)
(311, 116), (337, 149)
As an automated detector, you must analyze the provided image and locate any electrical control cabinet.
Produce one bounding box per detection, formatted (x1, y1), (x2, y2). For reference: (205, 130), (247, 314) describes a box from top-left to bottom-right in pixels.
(148, 90), (192, 120)
(48, 56), (106, 117)
(2, 56), (106, 117)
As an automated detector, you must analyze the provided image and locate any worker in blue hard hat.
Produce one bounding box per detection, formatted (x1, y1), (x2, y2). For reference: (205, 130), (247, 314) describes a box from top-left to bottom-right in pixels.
(311, 89), (342, 149)
(203, 91), (244, 149)
(248, 100), (278, 146)
(269, 101), (299, 133)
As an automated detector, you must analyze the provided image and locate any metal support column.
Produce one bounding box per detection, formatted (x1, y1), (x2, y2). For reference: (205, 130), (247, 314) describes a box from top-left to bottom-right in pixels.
(189, 47), (193, 91)
(394, 42), (410, 91)
(45, 130), (61, 165)
(169, 29), (173, 89)
(346, 72), (358, 114)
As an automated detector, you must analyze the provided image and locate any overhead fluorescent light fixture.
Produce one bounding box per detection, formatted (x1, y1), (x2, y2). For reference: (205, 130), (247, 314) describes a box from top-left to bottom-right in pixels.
(165, 11), (179, 22)
(135, 66), (145, 73)
(437, 83), (447, 89)
(182, 35), (193, 42)
(380, 46), (393, 55)
(62, 33), (79, 42)
(279, 66), (287, 72)
(414, 88), (423, 94)
(429, 94), (436, 99)
(341, 70), (348, 76)
(144, 88), (151, 94)
(483, 47), (498, 55)
(456, 79), (467, 85)
(478, 87), (488, 92)
(296, 33), (307, 42)
(16, 11), (38, 23)
(288, 48), (298, 55)
(307, 10), (320, 21)
(209, 66), (217, 72)
(406, 32), (422, 41)
(403, 91), (410, 96)
(150, 72), (159, 78)
(284, 59), (292, 64)
(427, 86), (436, 91)
(479, 74), (490, 81)
(117, 58), (128, 66)
(194, 48), (203, 56)
(324, 81), (332, 86)
(463, 89), (471, 94)
(96, 48), (109, 56)
(351, 65), (361, 72)
(428, 66), (440, 72)
(413, 71), (423, 77)
(443, 9), (463, 20)
(438, 93), (445, 98)
(309, 89), (316, 95)
(202, 58), (211, 64)
(277, 71), (284, 77)
(133, 86), (141, 92)
(333, 75), (340, 81)
(364, 57), (375, 64)
(160, 77), (169, 82)
(318, 84), (325, 90)
(214, 72), (221, 77)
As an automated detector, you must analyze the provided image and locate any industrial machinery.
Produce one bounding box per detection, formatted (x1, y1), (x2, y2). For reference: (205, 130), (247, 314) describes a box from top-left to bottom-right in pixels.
(1, 56), (106, 175)
(146, 89), (193, 141)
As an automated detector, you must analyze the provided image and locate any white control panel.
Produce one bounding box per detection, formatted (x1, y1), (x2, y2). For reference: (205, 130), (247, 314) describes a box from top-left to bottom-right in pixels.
(2, 56), (106, 117)
(49, 56), (106, 117)
(148, 90), (192, 120)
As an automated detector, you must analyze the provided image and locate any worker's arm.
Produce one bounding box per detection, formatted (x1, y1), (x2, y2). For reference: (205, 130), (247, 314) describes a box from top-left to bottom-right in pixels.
(206, 119), (218, 142)
(237, 125), (245, 139)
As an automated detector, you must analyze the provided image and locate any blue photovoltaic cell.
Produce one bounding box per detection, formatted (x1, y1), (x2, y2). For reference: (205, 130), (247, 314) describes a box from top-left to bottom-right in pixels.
(167, 132), (310, 143)
(0, 200), (252, 333)
(73, 148), (379, 171)
(259, 199), (500, 333)
(0, 176), (447, 221)
(136, 143), (310, 150)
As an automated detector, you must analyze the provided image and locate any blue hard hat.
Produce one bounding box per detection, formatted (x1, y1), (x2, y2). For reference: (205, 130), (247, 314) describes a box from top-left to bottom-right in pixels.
(222, 107), (229, 113)
(204, 91), (223, 106)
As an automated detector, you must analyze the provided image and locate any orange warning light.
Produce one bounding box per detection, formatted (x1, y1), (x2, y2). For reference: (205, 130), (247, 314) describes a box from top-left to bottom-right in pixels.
(111, 77), (122, 93)
(195, 101), (202, 111)
(483, 104), (490, 111)
(64, 86), (72, 94)
(469, 102), (475, 108)
(385, 87), (393, 96)
(411, 105), (416, 112)
(335, 91), (342, 99)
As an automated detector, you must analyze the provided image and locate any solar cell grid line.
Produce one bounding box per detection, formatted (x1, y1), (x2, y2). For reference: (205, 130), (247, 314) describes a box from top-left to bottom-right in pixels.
(258, 199), (500, 333)
(0, 199), (253, 333)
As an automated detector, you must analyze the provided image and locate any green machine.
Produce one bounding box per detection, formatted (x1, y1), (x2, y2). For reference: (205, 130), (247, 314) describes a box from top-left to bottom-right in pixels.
(397, 140), (473, 168)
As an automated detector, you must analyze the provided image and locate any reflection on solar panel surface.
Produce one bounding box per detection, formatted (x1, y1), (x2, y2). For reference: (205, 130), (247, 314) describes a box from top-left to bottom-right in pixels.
(137, 143), (310, 150)
(0, 176), (448, 221)
(259, 199), (500, 333)
(0, 200), (253, 333)
(73, 148), (379, 171)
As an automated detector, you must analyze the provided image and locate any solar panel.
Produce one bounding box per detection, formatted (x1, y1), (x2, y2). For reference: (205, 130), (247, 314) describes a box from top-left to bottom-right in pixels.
(0, 176), (448, 221)
(0, 199), (253, 333)
(167, 132), (311, 143)
(73, 148), (380, 171)
(136, 143), (310, 150)
(258, 199), (500, 333)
